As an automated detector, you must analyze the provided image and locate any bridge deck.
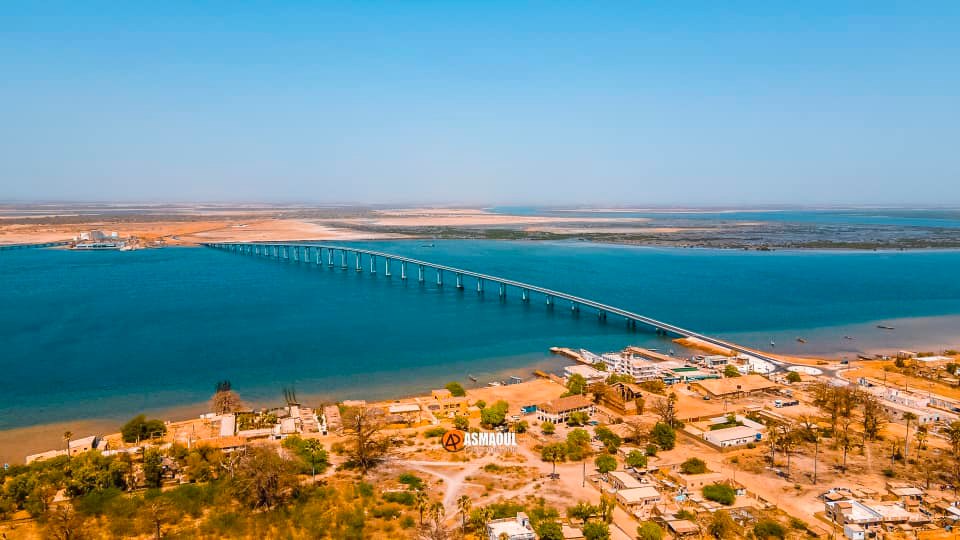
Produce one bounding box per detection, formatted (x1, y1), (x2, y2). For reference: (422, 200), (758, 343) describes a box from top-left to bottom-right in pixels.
(206, 241), (783, 367)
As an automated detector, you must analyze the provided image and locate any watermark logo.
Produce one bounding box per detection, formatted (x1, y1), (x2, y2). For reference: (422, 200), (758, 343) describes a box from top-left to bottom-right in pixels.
(441, 430), (517, 452)
(441, 430), (465, 452)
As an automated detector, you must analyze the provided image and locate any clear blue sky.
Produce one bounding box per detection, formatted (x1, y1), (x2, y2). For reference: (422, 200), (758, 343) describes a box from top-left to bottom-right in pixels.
(2, 2), (957, 205)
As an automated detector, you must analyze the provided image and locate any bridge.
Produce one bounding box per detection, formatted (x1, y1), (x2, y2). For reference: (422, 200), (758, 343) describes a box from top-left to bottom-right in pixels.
(204, 241), (785, 368)
(0, 241), (71, 251)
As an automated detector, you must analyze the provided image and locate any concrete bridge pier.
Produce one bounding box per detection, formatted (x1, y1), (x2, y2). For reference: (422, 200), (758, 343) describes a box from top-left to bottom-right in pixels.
(546, 295), (553, 307)
(521, 288), (529, 302)
(400, 261), (407, 280)
(498, 283), (506, 298)
(436, 269), (443, 286)
(384, 259), (392, 277)
(571, 302), (580, 313)
(370, 255), (377, 274)
(315, 247), (321, 265)
(598, 310), (607, 321)
(456, 273), (463, 289)
(418, 265), (424, 282)
(477, 278), (484, 293)
(355, 252), (362, 272)
(340, 250), (347, 268)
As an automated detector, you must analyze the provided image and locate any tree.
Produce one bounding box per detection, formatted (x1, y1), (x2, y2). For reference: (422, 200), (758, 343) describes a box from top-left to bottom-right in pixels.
(650, 422), (676, 450)
(594, 454), (617, 477)
(121, 415), (167, 443)
(947, 421), (960, 492)
(652, 396), (678, 427)
(903, 412), (918, 461)
(598, 494), (616, 523)
(583, 521), (610, 540)
(723, 365), (741, 378)
(703, 483), (736, 505)
(567, 501), (598, 523)
(860, 393), (886, 442)
(568, 411), (590, 426)
(143, 447), (164, 488)
(680, 457), (707, 474)
(541, 443), (567, 476)
(63, 431), (73, 454)
(594, 426), (622, 453)
(535, 520), (564, 540)
(481, 400), (510, 428)
(211, 380), (243, 415)
(753, 519), (786, 540)
(638, 521), (665, 540)
(566, 429), (592, 461)
(231, 446), (299, 509)
(456, 495), (472, 534)
(445, 381), (466, 397)
(44, 505), (89, 540)
(415, 490), (429, 526)
(139, 497), (180, 540)
(785, 371), (802, 383)
(565, 374), (588, 396)
(709, 510), (738, 539)
(625, 450), (648, 469)
(453, 415), (470, 431)
(542, 421), (556, 435)
(514, 420), (529, 433)
(916, 425), (928, 454)
(342, 405), (391, 474)
(283, 436), (329, 480)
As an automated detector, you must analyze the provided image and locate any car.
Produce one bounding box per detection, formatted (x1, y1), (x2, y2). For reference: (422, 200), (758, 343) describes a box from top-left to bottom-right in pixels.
(703, 396), (711, 400)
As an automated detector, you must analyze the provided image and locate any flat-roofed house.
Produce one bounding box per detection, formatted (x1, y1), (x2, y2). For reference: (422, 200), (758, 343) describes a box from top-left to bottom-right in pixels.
(486, 512), (535, 540)
(536, 395), (594, 424)
(608, 471), (645, 490)
(615, 486), (662, 518)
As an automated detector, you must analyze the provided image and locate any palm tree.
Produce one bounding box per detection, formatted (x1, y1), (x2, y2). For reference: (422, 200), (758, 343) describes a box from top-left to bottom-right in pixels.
(63, 431), (73, 455)
(456, 495), (472, 533)
(903, 412), (917, 461)
(415, 490), (429, 526)
(916, 425), (928, 455)
(430, 501), (445, 524)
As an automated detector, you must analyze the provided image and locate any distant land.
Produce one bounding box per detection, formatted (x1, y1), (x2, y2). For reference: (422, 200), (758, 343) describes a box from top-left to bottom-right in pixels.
(3, 203), (960, 250)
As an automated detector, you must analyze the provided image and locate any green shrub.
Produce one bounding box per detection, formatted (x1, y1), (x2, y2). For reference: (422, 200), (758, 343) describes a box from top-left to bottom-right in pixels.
(753, 519), (786, 540)
(445, 382), (466, 397)
(398, 473), (425, 490)
(382, 491), (415, 505)
(702, 483), (736, 505)
(680, 457), (707, 474)
(423, 426), (447, 438)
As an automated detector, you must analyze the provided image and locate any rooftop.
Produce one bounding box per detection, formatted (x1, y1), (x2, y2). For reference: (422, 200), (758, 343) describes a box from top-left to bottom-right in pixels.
(538, 395), (593, 414)
(608, 471), (645, 489)
(617, 486), (661, 503)
(695, 374), (779, 396)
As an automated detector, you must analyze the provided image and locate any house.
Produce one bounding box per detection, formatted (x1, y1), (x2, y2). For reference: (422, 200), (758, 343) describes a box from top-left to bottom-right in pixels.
(68, 435), (108, 456)
(843, 523), (865, 540)
(702, 425), (763, 448)
(601, 353), (663, 382)
(678, 472), (726, 491)
(825, 500), (883, 528)
(536, 395), (594, 424)
(323, 405), (341, 433)
(666, 520), (700, 537)
(430, 389), (470, 418)
(487, 512), (535, 540)
(692, 374), (779, 399)
(383, 402), (425, 426)
(608, 471), (645, 490)
(615, 486), (662, 517)
(599, 381), (645, 415)
(886, 483), (923, 504)
(694, 355), (731, 368)
(564, 364), (608, 385)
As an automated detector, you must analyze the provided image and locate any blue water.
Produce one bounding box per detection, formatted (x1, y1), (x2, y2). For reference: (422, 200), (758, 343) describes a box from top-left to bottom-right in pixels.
(3, 241), (960, 431)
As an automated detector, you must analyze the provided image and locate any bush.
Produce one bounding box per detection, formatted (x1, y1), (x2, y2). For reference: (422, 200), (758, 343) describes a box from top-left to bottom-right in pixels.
(423, 427), (447, 438)
(453, 415), (470, 430)
(753, 519), (786, 540)
(583, 521), (611, 540)
(481, 400), (510, 427)
(680, 457), (708, 474)
(542, 421), (556, 435)
(445, 381), (466, 397)
(703, 483), (736, 505)
(786, 371), (802, 383)
(382, 491), (415, 505)
(398, 473), (425, 490)
(645, 444), (658, 456)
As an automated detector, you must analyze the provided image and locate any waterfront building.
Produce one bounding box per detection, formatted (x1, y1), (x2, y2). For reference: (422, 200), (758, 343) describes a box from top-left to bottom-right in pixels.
(563, 364), (607, 385)
(615, 485), (662, 518)
(536, 395), (594, 424)
(692, 374), (780, 399)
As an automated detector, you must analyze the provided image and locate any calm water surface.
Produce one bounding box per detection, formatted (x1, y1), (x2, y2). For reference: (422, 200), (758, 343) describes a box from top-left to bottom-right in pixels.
(2, 240), (960, 430)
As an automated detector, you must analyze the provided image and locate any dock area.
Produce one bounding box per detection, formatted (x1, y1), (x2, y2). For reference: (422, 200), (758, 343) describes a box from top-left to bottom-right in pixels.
(549, 346), (588, 364)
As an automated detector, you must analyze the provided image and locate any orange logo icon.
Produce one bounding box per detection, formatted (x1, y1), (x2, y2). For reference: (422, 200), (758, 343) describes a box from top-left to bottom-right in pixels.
(441, 429), (465, 452)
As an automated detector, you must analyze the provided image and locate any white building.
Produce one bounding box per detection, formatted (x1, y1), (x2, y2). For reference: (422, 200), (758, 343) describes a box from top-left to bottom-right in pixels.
(564, 364), (608, 385)
(601, 353), (663, 382)
(487, 512), (535, 540)
(703, 425), (763, 448)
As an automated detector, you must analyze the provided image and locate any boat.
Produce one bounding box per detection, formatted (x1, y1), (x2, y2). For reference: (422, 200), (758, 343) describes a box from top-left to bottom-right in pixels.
(877, 325), (895, 330)
(487, 381), (501, 387)
(468, 375), (478, 382)
(770, 339), (776, 348)
(422, 242), (435, 247)
(844, 335), (855, 340)
(796, 337), (806, 344)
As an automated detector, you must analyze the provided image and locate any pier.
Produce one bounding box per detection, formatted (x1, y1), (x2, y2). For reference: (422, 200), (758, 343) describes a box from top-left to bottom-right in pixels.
(0, 241), (70, 251)
(204, 242), (785, 368)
